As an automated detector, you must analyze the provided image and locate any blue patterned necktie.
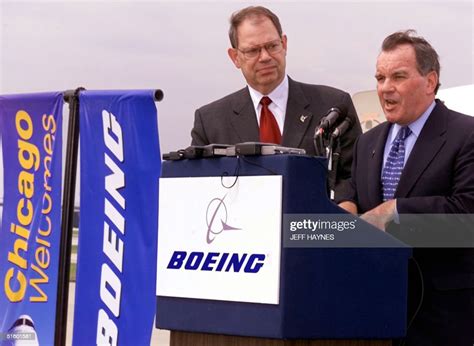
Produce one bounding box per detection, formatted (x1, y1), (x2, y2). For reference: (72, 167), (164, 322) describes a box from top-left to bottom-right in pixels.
(381, 126), (412, 201)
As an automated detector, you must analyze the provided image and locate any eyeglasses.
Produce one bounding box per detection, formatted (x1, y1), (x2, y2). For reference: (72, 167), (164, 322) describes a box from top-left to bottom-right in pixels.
(237, 39), (283, 59)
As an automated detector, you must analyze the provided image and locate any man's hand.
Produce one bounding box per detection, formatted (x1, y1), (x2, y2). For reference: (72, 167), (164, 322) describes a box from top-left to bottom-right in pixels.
(361, 199), (397, 231)
(338, 201), (358, 215)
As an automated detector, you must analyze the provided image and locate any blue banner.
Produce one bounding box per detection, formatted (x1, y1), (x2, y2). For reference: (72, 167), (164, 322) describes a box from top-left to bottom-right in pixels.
(73, 90), (161, 345)
(0, 92), (63, 345)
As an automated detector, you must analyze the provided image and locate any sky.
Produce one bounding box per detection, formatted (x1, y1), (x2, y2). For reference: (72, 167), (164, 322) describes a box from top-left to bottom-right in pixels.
(0, 0), (472, 154)
(0, 0), (473, 205)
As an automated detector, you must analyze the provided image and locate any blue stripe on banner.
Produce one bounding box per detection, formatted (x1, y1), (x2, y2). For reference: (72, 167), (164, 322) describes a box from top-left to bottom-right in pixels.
(0, 92), (63, 346)
(73, 90), (161, 346)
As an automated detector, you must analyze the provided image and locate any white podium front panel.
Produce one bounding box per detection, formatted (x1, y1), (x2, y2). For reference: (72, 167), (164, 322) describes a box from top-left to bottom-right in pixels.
(156, 176), (282, 304)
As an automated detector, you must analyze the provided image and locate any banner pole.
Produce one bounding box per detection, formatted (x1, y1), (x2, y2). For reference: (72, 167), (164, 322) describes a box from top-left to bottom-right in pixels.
(154, 89), (164, 102)
(54, 87), (84, 346)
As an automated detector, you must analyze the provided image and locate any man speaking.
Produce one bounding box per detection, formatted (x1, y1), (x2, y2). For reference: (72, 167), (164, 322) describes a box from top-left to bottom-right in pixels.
(340, 30), (474, 345)
(190, 6), (361, 201)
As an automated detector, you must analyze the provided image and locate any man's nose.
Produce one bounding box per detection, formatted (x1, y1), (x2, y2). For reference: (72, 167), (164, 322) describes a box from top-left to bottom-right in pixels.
(258, 46), (272, 61)
(380, 79), (395, 93)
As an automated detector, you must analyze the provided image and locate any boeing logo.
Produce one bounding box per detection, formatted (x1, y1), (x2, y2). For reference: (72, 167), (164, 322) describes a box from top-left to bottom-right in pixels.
(167, 251), (265, 273)
(165, 195), (266, 274)
(206, 194), (241, 243)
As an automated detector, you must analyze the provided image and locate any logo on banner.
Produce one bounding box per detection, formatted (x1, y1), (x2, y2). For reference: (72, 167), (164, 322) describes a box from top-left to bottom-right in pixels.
(206, 194), (241, 244)
(0, 92), (63, 346)
(74, 90), (160, 346)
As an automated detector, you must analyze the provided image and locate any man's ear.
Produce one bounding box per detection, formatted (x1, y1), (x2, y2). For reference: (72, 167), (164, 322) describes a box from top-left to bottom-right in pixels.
(426, 71), (438, 94)
(228, 48), (241, 69)
(282, 34), (288, 52)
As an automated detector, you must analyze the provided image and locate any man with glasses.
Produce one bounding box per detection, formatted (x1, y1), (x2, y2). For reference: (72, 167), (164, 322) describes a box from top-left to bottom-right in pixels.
(191, 6), (361, 201)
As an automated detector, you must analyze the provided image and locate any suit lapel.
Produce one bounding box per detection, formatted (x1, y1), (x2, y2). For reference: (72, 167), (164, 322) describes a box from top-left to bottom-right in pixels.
(229, 87), (260, 142)
(396, 101), (447, 198)
(281, 78), (313, 148)
(369, 123), (391, 207)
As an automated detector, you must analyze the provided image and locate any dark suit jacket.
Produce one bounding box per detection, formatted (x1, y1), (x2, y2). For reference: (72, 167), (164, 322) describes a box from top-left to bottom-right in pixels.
(191, 77), (362, 200)
(344, 100), (474, 345)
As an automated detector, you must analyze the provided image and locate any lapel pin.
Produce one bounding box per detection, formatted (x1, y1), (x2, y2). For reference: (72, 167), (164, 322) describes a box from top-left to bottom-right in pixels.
(372, 150), (376, 158)
(300, 115), (308, 123)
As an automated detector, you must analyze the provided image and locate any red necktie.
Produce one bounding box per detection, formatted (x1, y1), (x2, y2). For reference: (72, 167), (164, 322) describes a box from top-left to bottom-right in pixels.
(259, 96), (281, 144)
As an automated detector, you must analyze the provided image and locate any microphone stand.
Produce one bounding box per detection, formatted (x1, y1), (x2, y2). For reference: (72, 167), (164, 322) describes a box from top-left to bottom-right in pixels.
(327, 136), (342, 201)
(314, 115), (353, 201)
(313, 129), (339, 200)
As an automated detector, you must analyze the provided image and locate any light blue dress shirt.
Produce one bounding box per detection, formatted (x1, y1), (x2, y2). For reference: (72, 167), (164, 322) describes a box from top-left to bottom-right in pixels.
(381, 100), (436, 220)
(382, 101), (436, 171)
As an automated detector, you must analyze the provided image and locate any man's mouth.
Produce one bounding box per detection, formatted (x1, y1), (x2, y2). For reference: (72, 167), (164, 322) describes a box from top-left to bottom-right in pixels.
(258, 66), (276, 73)
(384, 99), (398, 109)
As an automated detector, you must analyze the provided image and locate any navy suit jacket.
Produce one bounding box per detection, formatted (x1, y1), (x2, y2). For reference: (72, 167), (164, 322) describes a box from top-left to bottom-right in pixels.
(191, 77), (362, 200)
(345, 100), (474, 345)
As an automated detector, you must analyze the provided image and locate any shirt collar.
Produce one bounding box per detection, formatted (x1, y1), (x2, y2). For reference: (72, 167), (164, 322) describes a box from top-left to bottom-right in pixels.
(389, 100), (436, 144)
(248, 75), (289, 112)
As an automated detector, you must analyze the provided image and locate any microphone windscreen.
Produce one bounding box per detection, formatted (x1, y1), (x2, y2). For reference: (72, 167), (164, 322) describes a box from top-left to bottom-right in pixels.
(335, 104), (348, 116)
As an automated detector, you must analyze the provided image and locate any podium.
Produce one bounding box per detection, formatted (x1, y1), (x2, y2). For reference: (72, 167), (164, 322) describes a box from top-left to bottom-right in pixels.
(156, 155), (411, 345)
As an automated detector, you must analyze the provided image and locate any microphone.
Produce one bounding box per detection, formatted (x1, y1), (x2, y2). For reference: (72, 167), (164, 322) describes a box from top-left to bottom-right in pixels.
(331, 117), (353, 139)
(314, 106), (346, 137)
(320, 107), (346, 130)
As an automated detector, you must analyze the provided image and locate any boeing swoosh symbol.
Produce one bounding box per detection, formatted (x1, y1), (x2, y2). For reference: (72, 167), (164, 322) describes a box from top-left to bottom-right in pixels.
(206, 194), (241, 244)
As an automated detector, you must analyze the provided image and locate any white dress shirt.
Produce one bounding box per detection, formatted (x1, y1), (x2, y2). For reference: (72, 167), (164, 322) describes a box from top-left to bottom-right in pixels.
(247, 75), (289, 134)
